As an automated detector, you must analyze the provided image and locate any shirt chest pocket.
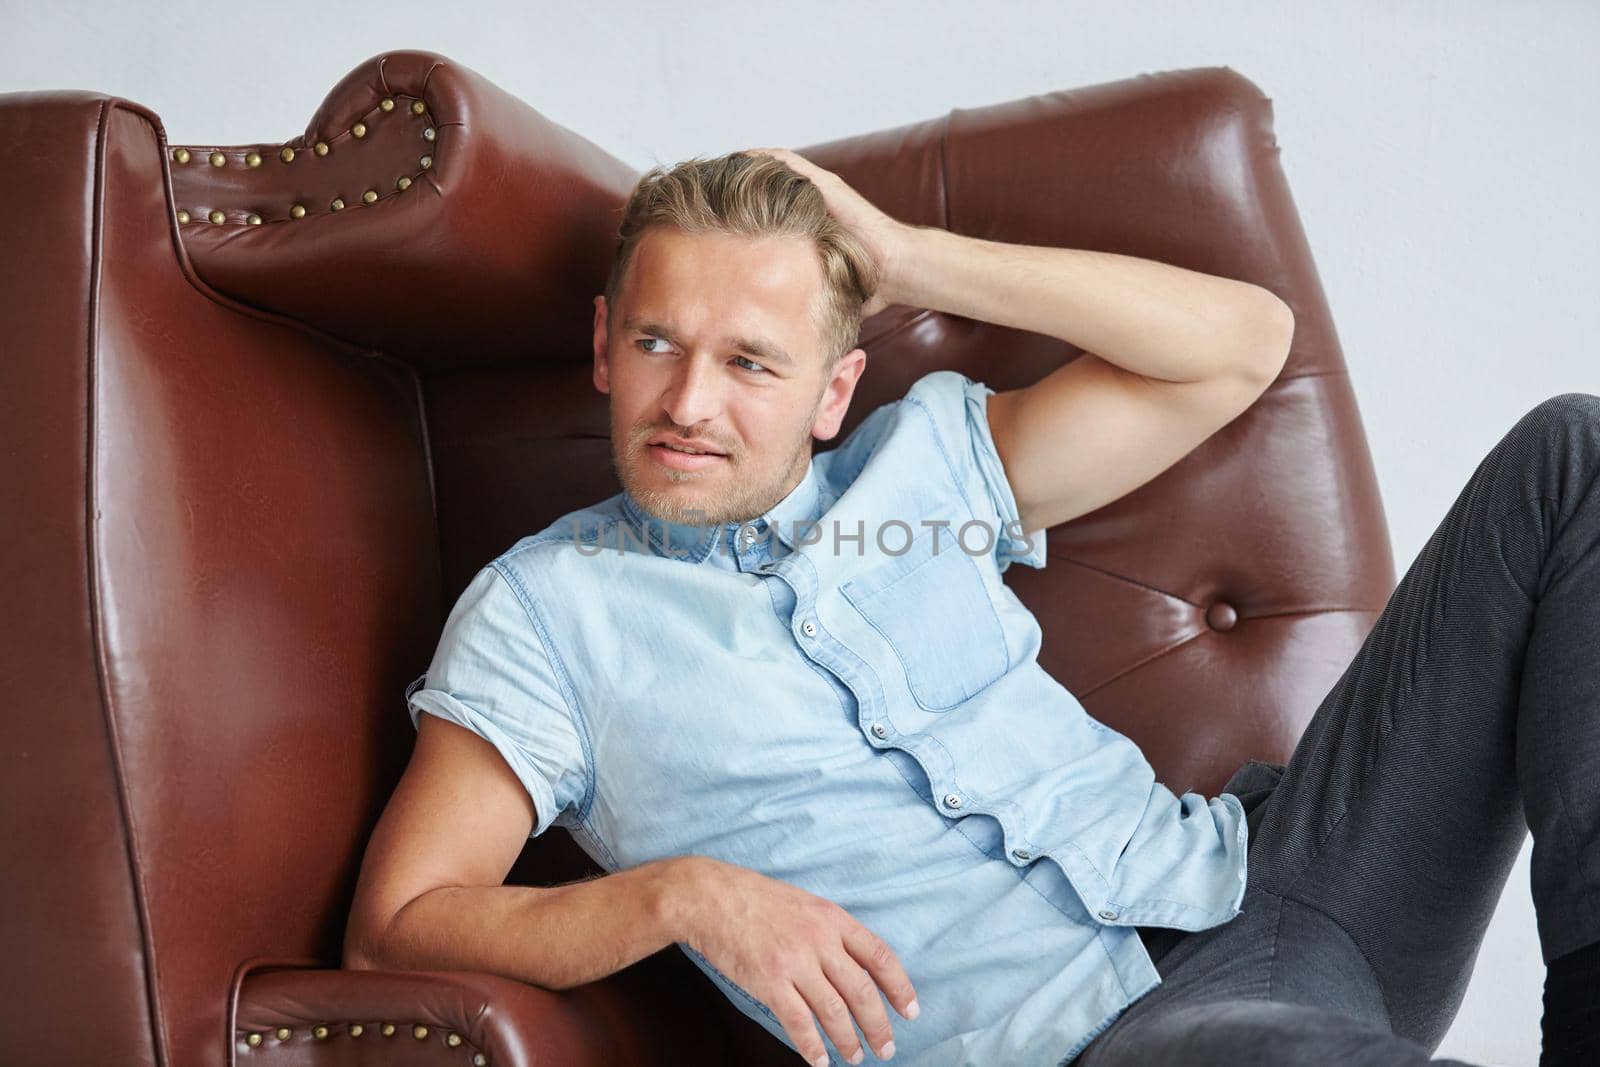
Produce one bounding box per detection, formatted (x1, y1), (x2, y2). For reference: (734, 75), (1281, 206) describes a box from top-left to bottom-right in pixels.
(841, 530), (1010, 711)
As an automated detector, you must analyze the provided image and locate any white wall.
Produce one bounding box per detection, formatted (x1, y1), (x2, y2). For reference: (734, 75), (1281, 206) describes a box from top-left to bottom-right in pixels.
(6, 2), (1594, 1064)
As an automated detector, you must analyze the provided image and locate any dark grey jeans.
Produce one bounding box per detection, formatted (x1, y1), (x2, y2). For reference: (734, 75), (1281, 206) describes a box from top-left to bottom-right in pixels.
(1075, 392), (1600, 1067)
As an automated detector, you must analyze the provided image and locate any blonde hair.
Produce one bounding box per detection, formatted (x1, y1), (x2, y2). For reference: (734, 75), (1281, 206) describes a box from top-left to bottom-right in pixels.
(604, 150), (882, 371)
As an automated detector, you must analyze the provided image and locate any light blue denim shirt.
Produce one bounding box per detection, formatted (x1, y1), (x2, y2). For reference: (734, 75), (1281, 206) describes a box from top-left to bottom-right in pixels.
(406, 369), (1250, 1066)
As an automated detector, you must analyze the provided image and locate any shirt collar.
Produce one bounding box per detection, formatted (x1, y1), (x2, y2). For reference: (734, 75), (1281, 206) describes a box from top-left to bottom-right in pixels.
(619, 457), (823, 564)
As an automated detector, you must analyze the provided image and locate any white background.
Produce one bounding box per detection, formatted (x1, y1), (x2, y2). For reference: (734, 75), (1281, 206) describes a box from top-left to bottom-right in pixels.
(5, 2), (1595, 1063)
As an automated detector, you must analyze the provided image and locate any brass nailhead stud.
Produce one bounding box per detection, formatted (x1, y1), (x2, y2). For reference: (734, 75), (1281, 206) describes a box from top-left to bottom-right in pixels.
(362, 189), (378, 204)
(312, 1025), (329, 1040)
(279, 146), (295, 163)
(396, 176), (411, 191)
(422, 127), (436, 142)
(446, 1033), (462, 1047)
(245, 151), (262, 167)
(314, 141), (329, 156)
(245, 213), (262, 225)
(209, 152), (226, 167)
(413, 1024), (429, 1039)
(275, 1027), (292, 1040)
(411, 100), (426, 115)
(290, 204), (306, 219)
(175, 209), (190, 224)
(352, 122), (367, 138)
(208, 210), (225, 225)
(381, 1023), (396, 1037)
(420, 155), (432, 169)
(173, 148), (190, 164)
(330, 197), (345, 211)
(473, 1054), (488, 1066)
(349, 1024), (364, 1037)
(380, 97), (395, 111)
(246, 1033), (262, 1047)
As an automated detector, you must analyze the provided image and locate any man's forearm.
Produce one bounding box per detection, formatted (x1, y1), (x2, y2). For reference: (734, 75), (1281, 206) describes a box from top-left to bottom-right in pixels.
(346, 855), (700, 991)
(885, 224), (1289, 383)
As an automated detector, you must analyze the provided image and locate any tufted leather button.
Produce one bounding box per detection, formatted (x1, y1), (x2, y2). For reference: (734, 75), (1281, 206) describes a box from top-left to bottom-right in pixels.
(313, 141), (329, 156)
(362, 189), (378, 204)
(411, 99), (427, 115)
(172, 147), (190, 164)
(244, 151), (261, 168)
(349, 1024), (365, 1037)
(1206, 601), (1238, 631)
(245, 1033), (262, 1047)
(381, 97), (396, 111)
(175, 209), (190, 224)
(290, 204), (306, 219)
(352, 122), (368, 138)
(396, 176), (412, 191)
(208, 151), (225, 167)
(208, 210), (224, 225)
(279, 146), (296, 163)
(245, 213), (262, 225)
(330, 197), (345, 211)
(422, 127), (437, 142)
(420, 154), (433, 169)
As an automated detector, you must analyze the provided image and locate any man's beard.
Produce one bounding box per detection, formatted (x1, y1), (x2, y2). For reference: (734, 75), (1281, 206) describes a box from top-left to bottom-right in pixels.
(611, 418), (813, 528)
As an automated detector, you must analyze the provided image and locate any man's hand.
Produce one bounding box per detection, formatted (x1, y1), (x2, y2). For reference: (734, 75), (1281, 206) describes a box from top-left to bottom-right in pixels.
(746, 146), (910, 318)
(677, 855), (919, 1065)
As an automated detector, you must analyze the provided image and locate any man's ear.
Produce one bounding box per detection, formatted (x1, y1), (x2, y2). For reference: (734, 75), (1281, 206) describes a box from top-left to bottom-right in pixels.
(811, 348), (868, 442)
(592, 295), (611, 394)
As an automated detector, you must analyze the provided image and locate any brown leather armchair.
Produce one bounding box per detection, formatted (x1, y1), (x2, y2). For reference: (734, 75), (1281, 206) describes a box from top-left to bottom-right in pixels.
(0, 49), (1394, 1067)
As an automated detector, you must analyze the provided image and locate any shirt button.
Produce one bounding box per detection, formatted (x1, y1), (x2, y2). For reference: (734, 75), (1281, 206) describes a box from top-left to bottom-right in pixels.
(870, 722), (888, 739)
(740, 524), (758, 545)
(1010, 848), (1032, 862)
(1098, 908), (1119, 921)
(801, 619), (817, 637)
(942, 792), (963, 810)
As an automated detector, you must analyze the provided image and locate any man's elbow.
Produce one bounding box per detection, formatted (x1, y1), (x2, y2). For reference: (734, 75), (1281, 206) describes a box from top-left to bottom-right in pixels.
(1235, 289), (1295, 383)
(342, 924), (382, 971)
(342, 902), (397, 971)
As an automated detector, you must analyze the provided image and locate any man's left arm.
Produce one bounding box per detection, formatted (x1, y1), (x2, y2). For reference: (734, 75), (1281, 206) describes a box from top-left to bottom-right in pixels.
(890, 225), (1294, 534)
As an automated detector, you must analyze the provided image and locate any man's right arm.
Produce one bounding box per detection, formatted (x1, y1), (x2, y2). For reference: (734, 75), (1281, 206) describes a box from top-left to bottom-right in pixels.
(343, 710), (704, 990)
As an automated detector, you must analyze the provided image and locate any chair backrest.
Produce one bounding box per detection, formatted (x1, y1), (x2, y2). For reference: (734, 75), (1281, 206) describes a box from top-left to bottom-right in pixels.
(0, 50), (1393, 1067)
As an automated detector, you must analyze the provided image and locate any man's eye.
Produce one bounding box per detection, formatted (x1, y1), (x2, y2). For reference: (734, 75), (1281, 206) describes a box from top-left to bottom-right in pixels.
(636, 338), (671, 354)
(732, 355), (770, 375)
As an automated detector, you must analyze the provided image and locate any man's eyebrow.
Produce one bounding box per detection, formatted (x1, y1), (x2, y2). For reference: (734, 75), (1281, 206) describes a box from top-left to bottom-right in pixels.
(621, 316), (797, 368)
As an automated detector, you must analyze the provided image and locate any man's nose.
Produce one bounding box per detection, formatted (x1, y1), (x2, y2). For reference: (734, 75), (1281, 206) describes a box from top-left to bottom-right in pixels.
(660, 354), (724, 430)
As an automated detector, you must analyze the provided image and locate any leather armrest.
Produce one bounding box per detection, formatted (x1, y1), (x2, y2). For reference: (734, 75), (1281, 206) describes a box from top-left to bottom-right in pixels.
(233, 954), (730, 1066)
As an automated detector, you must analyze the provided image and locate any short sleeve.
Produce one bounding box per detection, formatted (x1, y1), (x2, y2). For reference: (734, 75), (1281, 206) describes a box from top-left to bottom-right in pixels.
(405, 564), (591, 839)
(905, 370), (1048, 574)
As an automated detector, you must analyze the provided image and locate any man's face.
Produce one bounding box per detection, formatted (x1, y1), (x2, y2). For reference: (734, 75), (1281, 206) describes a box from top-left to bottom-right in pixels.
(593, 226), (867, 527)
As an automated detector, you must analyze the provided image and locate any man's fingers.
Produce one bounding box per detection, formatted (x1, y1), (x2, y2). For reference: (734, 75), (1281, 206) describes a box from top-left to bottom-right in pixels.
(794, 966), (870, 1065)
(842, 925), (920, 1022)
(771, 985), (832, 1067)
(821, 948), (897, 1060)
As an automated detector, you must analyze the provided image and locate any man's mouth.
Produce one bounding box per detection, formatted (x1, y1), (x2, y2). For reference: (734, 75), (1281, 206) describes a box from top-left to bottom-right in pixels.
(647, 435), (728, 457)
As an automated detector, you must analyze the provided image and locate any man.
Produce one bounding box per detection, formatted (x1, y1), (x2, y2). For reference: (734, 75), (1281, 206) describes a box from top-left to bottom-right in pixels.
(343, 149), (1598, 1067)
